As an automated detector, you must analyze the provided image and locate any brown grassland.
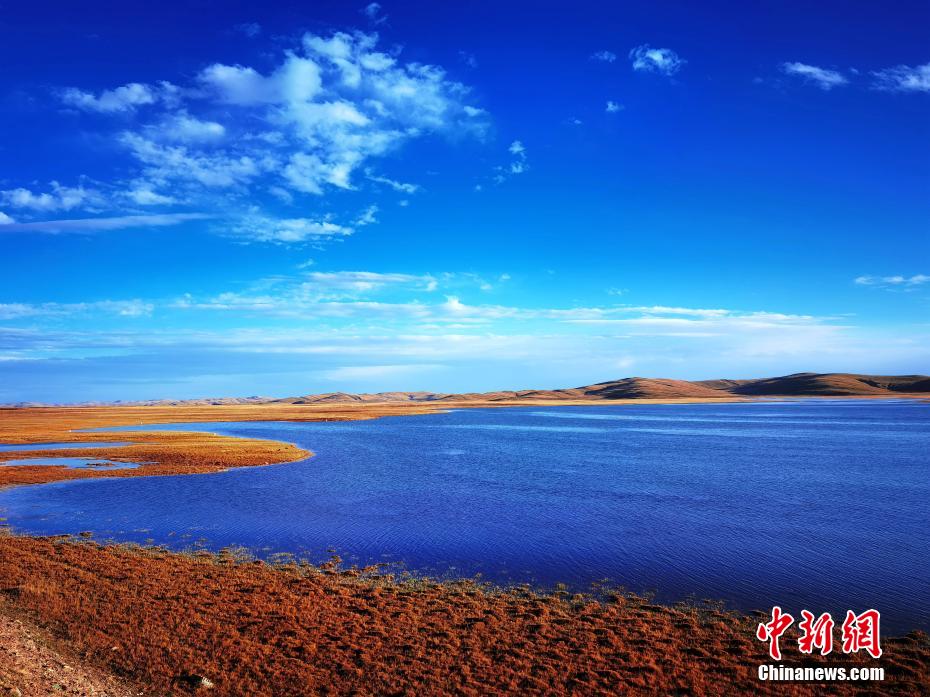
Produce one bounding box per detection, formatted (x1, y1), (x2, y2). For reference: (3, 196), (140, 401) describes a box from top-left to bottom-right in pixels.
(0, 400), (928, 695)
(2, 535), (928, 696)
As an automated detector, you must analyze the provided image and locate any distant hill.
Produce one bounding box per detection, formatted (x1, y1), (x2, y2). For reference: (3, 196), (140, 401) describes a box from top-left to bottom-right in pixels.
(6, 373), (928, 407)
(264, 373), (929, 404)
(579, 378), (727, 400)
(724, 373), (930, 397)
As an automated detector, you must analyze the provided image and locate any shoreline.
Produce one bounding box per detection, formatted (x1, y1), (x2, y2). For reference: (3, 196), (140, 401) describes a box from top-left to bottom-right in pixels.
(1, 532), (927, 696)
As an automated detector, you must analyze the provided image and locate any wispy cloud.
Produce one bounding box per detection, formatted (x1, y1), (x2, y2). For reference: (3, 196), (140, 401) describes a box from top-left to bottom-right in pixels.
(354, 205), (379, 227)
(0, 213), (211, 234)
(781, 62), (848, 90)
(6, 273), (927, 402)
(871, 62), (930, 93)
(605, 100), (623, 113)
(855, 274), (930, 290)
(365, 170), (421, 194)
(590, 50), (617, 63)
(507, 140), (527, 173)
(171, 284), (830, 331)
(361, 3), (387, 26)
(228, 214), (354, 244)
(304, 271), (438, 294)
(1, 181), (104, 212)
(629, 45), (685, 76)
(60, 81), (175, 113)
(321, 363), (442, 381)
(478, 140), (528, 188)
(234, 22), (261, 38)
(173, 270), (453, 310)
(459, 51), (478, 68)
(0, 299), (153, 320)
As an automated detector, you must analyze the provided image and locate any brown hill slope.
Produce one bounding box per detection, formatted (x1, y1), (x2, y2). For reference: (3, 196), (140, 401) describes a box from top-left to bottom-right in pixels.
(695, 379), (755, 391)
(729, 373), (930, 396)
(577, 378), (728, 400)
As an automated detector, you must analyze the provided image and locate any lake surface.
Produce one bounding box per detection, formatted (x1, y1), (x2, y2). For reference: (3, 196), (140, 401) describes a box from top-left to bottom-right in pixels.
(0, 441), (130, 452)
(1, 400), (927, 633)
(0, 457), (139, 470)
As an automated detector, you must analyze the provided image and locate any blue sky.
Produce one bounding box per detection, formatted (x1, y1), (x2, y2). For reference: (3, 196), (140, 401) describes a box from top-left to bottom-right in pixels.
(1, 0), (928, 402)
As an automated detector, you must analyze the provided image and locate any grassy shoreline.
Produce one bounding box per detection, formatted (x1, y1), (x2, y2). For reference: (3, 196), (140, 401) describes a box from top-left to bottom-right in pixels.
(1, 532), (927, 696)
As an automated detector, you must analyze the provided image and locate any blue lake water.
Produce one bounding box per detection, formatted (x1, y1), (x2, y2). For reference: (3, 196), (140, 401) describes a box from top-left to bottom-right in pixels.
(0, 441), (130, 452)
(0, 457), (139, 470)
(0, 400), (927, 633)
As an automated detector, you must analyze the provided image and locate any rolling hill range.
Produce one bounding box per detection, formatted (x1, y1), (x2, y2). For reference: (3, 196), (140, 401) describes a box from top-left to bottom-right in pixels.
(269, 373), (930, 404)
(7, 373), (929, 407)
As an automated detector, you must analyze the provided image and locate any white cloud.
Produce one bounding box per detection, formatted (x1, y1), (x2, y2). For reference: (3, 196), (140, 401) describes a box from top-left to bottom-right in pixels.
(230, 214), (354, 243)
(0, 299), (153, 320)
(304, 271), (437, 295)
(120, 132), (266, 188)
(482, 140), (529, 187)
(871, 62), (930, 93)
(0, 213), (210, 234)
(158, 113), (226, 142)
(198, 63), (288, 105)
(21, 29), (485, 245)
(590, 50), (617, 63)
(126, 187), (176, 206)
(629, 45), (685, 76)
(365, 171), (420, 193)
(354, 205), (379, 226)
(625, 305), (732, 317)
(1, 182), (103, 212)
(190, 33), (483, 199)
(0, 212), (15, 225)
(508, 140), (528, 175)
(60, 82), (161, 113)
(855, 274), (930, 289)
(781, 62), (848, 90)
(605, 100), (623, 113)
(173, 285), (826, 332)
(283, 150), (355, 194)
(361, 3), (387, 25)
